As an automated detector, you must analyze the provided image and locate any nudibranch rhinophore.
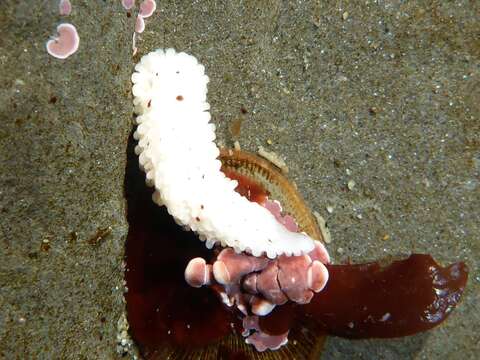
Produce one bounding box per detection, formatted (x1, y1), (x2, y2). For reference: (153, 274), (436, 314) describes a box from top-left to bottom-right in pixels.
(132, 48), (319, 259)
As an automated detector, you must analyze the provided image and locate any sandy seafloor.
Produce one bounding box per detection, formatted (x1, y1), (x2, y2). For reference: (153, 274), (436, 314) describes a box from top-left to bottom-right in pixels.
(0, 1), (478, 359)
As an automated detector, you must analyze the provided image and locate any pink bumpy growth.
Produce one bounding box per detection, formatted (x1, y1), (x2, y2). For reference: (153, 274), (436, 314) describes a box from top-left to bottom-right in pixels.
(139, 0), (156, 18)
(185, 243), (329, 351)
(263, 200), (299, 232)
(46, 23), (79, 59)
(243, 316), (288, 351)
(121, 0), (135, 10)
(184, 258), (213, 288)
(184, 199), (330, 351)
(135, 15), (145, 33)
(128, 1), (156, 55)
(213, 249), (269, 285)
(59, 0), (72, 16)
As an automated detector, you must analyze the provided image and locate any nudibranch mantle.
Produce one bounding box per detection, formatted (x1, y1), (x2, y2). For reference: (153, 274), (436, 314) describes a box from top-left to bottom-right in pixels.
(132, 49), (316, 258)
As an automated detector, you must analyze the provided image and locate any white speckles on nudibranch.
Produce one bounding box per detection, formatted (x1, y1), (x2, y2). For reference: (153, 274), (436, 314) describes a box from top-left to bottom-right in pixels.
(132, 49), (316, 258)
(46, 23), (79, 59)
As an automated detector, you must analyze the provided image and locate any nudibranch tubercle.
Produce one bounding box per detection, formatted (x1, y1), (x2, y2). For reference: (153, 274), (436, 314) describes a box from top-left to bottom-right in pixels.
(132, 49), (317, 258)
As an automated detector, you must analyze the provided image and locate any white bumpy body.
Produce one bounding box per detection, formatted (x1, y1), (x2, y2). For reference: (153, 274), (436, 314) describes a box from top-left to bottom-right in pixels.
(132, 48), (315, 258)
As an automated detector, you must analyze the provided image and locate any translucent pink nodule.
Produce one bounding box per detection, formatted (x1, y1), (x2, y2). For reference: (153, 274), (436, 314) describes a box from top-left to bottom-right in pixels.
(121, 0), (135, 10)
(135, 15), (145, 33)
(46, 23), (80, 60)
(59, 0), (72, 16)
(139, 0), (156, 18)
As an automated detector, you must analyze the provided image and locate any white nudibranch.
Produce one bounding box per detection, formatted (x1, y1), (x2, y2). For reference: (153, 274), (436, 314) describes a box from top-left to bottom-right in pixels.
(132, 48), (316, 258)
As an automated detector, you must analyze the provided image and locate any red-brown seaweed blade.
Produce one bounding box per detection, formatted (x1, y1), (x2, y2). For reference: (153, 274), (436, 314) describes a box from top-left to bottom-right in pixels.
(259, 255), (468, 338)
(124, 141), (468, 359)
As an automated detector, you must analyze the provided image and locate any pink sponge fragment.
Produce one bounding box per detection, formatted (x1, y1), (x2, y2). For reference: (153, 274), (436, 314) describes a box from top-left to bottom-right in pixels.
(184, 257), (212, 288)
(250, 295), (276, 316)
(308, 238), (330, 264)
(135, 15), (145, 33)
(185, 240), (329, 312)
(242, 316), (289, 352)
(183, 196), (330, 351)
(121, 0), (135, 10)
(59, 0), (72, 16)
(263, 200), (299, 232)
(139, 0), (156, 18)
(308, 260), (329, 293)
(249, 261), (288, 305)
(213, 248), (269, 285)
(277, 254), (315, 304)
(46, 23), (79, 59)
(241, 241), (329, 305)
